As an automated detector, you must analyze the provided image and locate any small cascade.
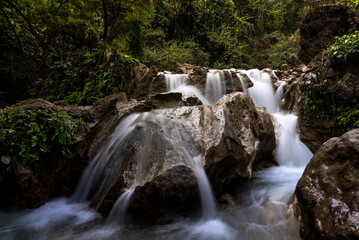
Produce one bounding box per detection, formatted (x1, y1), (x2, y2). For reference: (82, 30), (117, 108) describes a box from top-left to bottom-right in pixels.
(165, 74), (188, 91)
(236, 73), (248, 94)
(205, 71), (226, 105)
(274, 113), (313, 167)
(274, 82), (285, 107)
(181, 147), (216, 220)
(71, 114), (141, 202)
(243, 69), (278, 113)
(106, 189), (135, 225)
(164, 73), (210, 105)
(239, 69), (313, 166)
(194, 156), (217, 220)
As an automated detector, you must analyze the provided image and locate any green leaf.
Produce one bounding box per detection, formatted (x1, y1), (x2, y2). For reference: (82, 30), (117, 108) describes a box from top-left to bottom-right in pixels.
(1, 155), (11, 165)
(0, 128), (5, 140)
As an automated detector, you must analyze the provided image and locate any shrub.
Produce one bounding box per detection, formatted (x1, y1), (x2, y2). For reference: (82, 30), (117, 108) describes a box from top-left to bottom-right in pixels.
(0, 107), (84, 165)
(266, 31), (301, 69)
(143, 40), (210, 71)
(64, 54), (139, 105)
(325, 31), (359, 63)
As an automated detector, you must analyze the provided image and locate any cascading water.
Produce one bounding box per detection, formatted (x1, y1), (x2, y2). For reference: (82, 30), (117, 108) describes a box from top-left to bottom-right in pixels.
(241, 69), (313, 166)
(164, 73), (210, 105)
(106, 189), (135, 225)
(205, 71), (226, 105)
(0, 68), (313, 240)
(71, 113), (141, 202)
(236, 73), (248, 94)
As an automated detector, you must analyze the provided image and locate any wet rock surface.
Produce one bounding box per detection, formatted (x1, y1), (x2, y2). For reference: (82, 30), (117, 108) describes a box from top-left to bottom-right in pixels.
(91, 92), (277, 221)
(292, 129), (359, 239)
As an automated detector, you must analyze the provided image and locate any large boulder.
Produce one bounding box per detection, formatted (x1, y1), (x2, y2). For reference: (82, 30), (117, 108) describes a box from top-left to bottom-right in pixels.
(291, 129), (359, 239)
(299, 5), (359, 65)
(91, 92), (277, 222)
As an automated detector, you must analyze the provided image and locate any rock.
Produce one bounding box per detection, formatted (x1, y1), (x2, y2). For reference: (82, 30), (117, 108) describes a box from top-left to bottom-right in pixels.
(279, 78), (307, 115)
(173, 63), (208, 75)
(0, 94), (152, 209)
(297, 53), (359, 153)
(299, 5), (359, 65)
(128, 165), (199, 223)
(182, 94), (203, 106)
(148, 92), (185, 108)
(291, 129), (359, 239)
(149, 73), (167, 95)
(127, 65), (159, 99)
(223, 70), (235, 93)
(188, 65), (209, 93)
(91, 92), (277, 222)
(213, 93), (277, 175)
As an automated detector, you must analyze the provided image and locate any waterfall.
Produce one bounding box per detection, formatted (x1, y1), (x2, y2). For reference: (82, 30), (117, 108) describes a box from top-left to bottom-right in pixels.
(0, 68), (313, 240)
(71, 113), (141, 202)
(194, 156), (217, 220)
(181, 147), (216, 220)
(236, 73), (248, 94)
(164, 73), (210, 105)
(205, 71), (226, 105)
(240, 69), (313, 167)
(106, 189), (135, 225)
(165, 74), (188, 92)
(243, 69), (279, 113)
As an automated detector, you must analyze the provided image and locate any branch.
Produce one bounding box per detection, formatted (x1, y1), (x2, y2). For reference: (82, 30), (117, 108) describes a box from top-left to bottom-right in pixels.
(4, 0), (47, 52)
(1, 9), (35, 70)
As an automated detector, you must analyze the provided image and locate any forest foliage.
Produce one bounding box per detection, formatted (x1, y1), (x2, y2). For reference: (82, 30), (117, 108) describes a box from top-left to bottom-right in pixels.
(0, 0), (358, 106)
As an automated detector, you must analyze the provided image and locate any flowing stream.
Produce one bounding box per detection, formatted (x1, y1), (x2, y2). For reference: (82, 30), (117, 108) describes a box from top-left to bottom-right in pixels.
(0, 69), (313, 240)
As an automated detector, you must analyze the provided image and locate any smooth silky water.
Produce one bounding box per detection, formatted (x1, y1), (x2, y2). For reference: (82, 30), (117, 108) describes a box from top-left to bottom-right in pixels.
(0, 70), (312, 240)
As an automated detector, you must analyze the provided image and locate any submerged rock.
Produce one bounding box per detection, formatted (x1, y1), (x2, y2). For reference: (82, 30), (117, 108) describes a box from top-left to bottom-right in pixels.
(291, 129), (359, 239)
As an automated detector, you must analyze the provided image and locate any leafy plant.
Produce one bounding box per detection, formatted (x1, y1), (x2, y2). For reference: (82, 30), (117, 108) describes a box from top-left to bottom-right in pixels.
(143, 40), (210, 71)
(0, 107), (84, 165)
(325, 31), (359, 63)
(64, 54), (140, 105)
(145, 96), (154, 105)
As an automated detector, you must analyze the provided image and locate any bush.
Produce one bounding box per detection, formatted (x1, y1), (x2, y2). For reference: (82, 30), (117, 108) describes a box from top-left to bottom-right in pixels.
(143, 40), (210, 71)
(64, 54), (139, 105)
(325, 31), (359, 63)
(266, 32), (301, 69)
(0, 107), (84, 165)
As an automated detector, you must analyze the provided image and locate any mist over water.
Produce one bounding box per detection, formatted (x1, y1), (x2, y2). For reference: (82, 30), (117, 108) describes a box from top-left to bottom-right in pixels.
(0, 69), (313, 240)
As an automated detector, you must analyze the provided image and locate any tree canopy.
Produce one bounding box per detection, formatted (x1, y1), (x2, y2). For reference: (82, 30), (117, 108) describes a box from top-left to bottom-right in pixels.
(0, 0), (358, 106)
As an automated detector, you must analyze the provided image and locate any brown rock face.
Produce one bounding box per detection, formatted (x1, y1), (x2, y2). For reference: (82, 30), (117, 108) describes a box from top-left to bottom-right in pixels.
(293, 129), (359, 239)
(299, 5), (359, 65)
(127, 65), (159, 99)
(128, 165), (198, 223)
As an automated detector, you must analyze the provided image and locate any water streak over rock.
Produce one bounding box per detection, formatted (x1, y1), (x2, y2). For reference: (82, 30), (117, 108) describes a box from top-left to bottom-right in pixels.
(90, 92), (277, 222)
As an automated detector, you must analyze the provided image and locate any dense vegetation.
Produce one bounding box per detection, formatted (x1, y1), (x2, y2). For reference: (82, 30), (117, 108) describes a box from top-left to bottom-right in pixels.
(0, 106), (84, 165)
(0, 0), (358, 106)
(302, 30), (359, 133)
